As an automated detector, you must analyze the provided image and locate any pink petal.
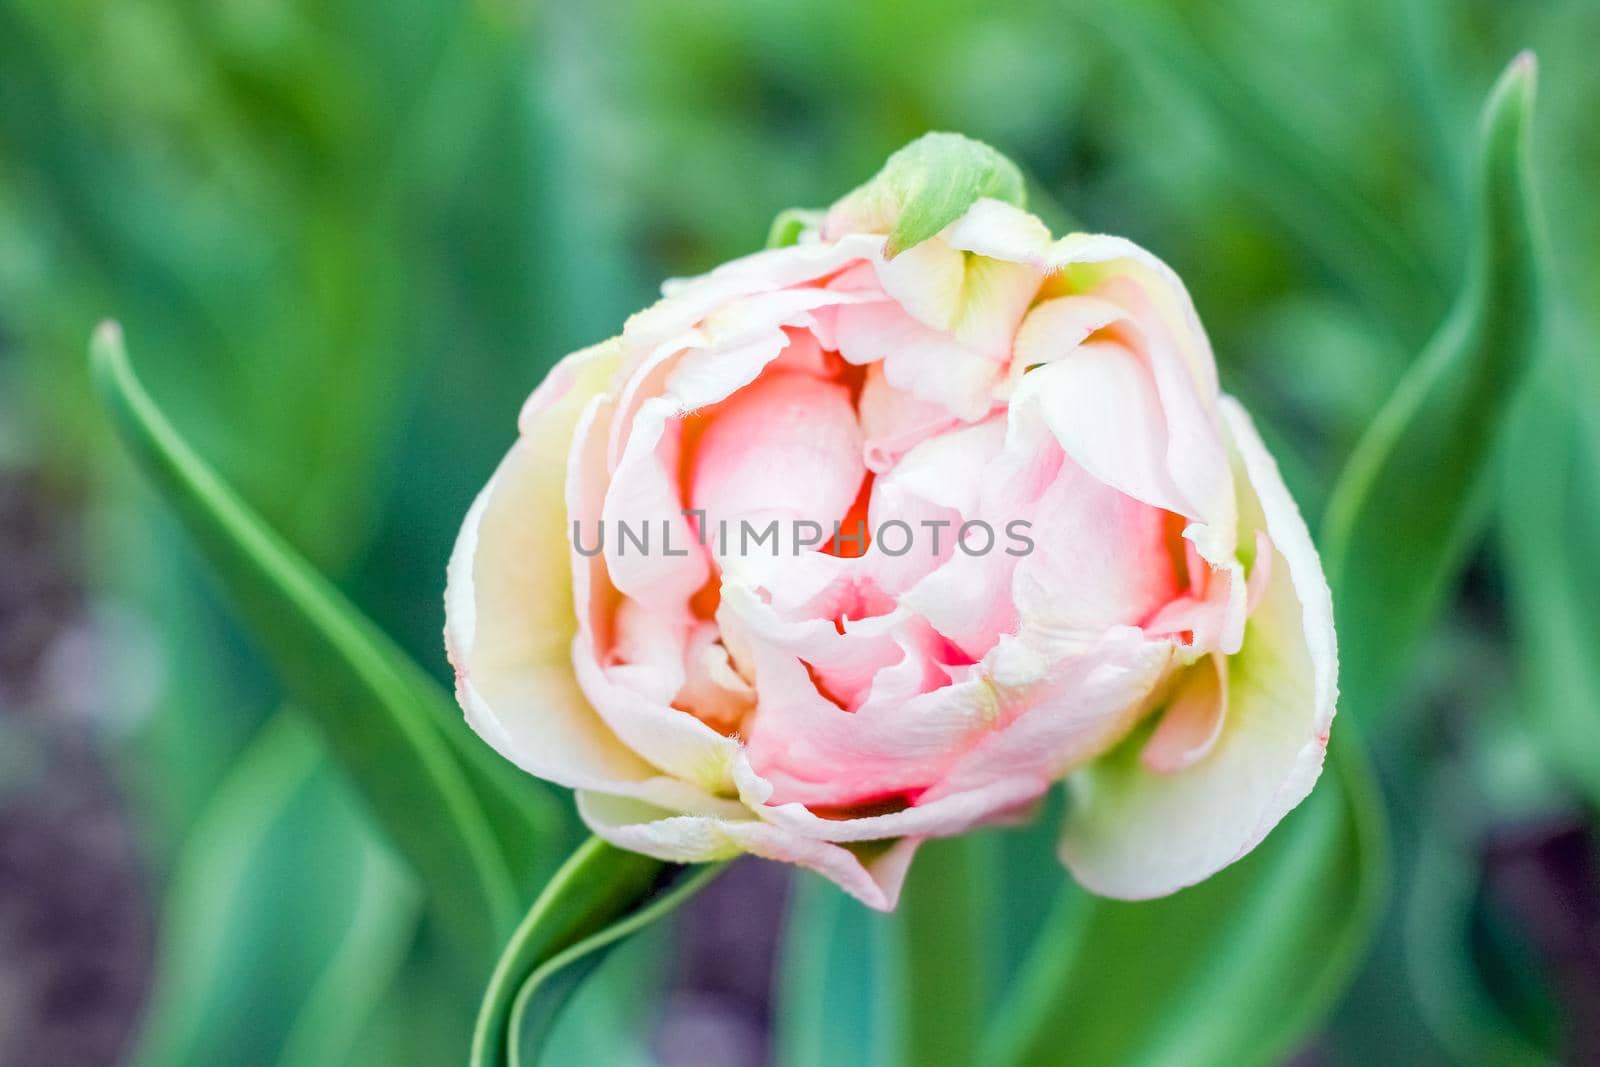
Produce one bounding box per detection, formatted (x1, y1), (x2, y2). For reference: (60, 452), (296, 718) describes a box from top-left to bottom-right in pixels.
(1141, 653), (1229, 773)
(1010, 454), (1180, 633)
(858, 364), (958, 473)
(690, 370), (866, 538)
(830, 300), (1001, 423)
(576, 791), (920, 911)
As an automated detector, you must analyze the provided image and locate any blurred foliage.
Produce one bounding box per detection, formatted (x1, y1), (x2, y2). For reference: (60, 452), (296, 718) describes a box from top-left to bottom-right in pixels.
(3, 0), (1600, 1064)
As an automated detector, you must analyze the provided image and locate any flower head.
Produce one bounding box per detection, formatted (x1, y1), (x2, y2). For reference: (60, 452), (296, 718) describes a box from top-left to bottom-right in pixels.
(446, 134), (1336, 909)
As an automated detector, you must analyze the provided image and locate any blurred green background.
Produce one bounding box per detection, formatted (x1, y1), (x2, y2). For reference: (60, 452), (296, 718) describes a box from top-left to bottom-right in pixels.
(2, 1), (1598, 1064)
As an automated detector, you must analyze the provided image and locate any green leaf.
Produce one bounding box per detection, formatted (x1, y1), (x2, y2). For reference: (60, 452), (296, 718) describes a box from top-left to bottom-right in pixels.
(133, 711), (421, 1067)
(471, 837), (726, 1067)
(984, 732), (1388, 1067)
(1321, 53), (1543, 720)
(882, 836), (992, 1067)
(833, 132), (1026, 258)
(1073, 1), (1445, 336)
(774, 875), (887, 1067)
(766, 207), (821, 248)
(1500, 348), (1600, 810)
(505, 860), (726, 1067)
(773, 835), (1003, 1067)
(90, 324), (560, 957)
(1403, 811), (1556, 1066)
(533, 926), (671, 1067)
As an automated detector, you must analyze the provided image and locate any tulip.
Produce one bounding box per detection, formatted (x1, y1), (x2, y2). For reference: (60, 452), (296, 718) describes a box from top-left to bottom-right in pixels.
(446, 134), (1336, 909)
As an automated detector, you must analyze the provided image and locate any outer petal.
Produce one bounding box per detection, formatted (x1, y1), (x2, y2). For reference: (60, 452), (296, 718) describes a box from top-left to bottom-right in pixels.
(1042, 235), (1237, 561)
(1056, 396), (1336, 899)
(1045, 234), (1220, 398)
(576, 791), (920, 911)
(445, 342), (658, 791)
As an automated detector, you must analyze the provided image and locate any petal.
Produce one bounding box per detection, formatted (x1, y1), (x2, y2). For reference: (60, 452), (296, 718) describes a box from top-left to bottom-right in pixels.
(922, 625), (1176, 803)
(1043, 236), (1236, 556)
(446, 342), (661, 792)
(576, 791), (920, 911)
(1015, 339), (1192, 517)
(1006, 294), (1127, 386)
(733, 754), (1046, 845)
(573, 646), (745, 795)
(943, 198), (1054, 265)
(861, 417), (1005, 597)
(1140, 653), (1228, 774)
(676, 622), (756, 732)
(690, 370), (866, 537)
(874, 236), (1043, 361)
(1045, 233), (1221, 398)
(830, 299), (1001, 423)
(633, 232), (882, 351)
(1142, 553), (1248, 657)
(1056, 397), (1336, 899)
(569, 391), (746, 795)
(858, 363), (958, 473)
(877, 415), (1006, 516)
(1010, 454), (1180, 633)
(602, 288), (868, 610)
(894, 407), (1054, 657)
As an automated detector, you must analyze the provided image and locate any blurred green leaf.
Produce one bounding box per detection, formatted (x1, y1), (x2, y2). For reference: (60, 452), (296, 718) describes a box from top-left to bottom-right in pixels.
(766, 207), (821, 248)
(89, 324), (558, 957)
(471, 837), (724, 1067)
(1072, 0), (1445, 337)
(774, 874), (886, 1067)
(775, 827), (1043, 1067)
(134, 711), (420, 1067)
(1500, 348), (1600, 810)
(883, 837), (992, 1067)
(1321, 54), (1543, 720)
(984, 734), (1387, 1067)
(1404, 810), (1556, 1066)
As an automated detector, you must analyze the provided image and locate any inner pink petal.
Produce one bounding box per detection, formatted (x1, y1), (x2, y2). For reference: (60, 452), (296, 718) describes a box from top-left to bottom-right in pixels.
(1010, 455), (1180, 633)
(690, 369), (866, 535)
(1141, 652), (1229, 773)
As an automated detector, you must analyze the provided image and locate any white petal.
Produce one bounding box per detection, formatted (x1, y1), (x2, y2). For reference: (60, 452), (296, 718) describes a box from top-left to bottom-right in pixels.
(1056, 397), (1336, 899)
(577, 791), (919, 911)
(446, 343), (659, 793)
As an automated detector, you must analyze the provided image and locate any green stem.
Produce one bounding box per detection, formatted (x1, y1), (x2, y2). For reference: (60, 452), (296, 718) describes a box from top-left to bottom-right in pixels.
(886, 836), (990, 1067)
(471, 837), (728, 1067)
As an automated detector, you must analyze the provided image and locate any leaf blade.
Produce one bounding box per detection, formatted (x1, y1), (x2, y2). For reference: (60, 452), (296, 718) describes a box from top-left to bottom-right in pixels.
(882, 836), (992, 1067)
(90, 324), (531, 956)
(986, 733), (1387, 1067)
(1500, 348), (1600, 809)
(470, 837), (725, 1067)
(506, 861), (727, 1067)
(1320, 53), (1543, 720)
(132, 712), (422, 1067)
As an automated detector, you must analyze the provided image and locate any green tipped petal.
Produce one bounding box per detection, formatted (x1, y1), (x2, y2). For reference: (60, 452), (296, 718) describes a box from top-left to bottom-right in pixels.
(831, 132), (1027, 258)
